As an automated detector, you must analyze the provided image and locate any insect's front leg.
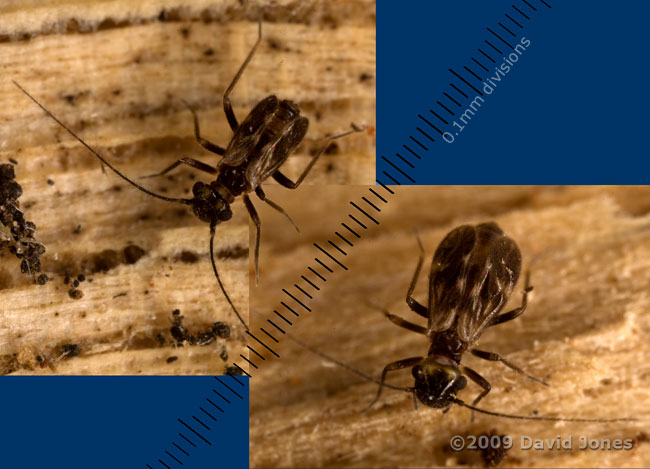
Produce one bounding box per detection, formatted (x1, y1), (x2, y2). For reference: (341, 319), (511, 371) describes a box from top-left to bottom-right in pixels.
(243, 194), (261, 284)
(182, 100), (226, 156)
(223, 14), (263, 130)
(406, 235), (429, 318)
(462, 365), (491, 421)
(363, 356), (423, 413)
(367, 303), (426, 335)
(471, 349), (548, 386)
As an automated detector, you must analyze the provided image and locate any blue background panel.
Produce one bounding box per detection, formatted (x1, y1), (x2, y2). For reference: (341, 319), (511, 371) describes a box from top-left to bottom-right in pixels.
(378, 1), (650, 184)
(0, 377), (248, 468)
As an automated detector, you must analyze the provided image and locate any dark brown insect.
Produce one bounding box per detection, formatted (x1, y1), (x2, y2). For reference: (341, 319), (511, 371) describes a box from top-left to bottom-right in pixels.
(291, 222), (634, 422)
(14, 17), (361, 331)
(366, 222), (548, 412)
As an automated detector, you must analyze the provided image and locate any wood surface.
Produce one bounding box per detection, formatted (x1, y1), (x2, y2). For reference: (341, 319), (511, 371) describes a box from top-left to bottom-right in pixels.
(250, 185), (650, 468)
(0, 0), (375, 375)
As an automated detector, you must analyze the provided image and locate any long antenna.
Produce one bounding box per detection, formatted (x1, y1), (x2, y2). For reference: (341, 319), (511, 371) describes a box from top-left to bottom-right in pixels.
(210, 225), (249, 331)
(286, 333), (409, 393)
(288, 332), (638, 423)
(452, 398), (637, 423)
(13, 80), (191, 205)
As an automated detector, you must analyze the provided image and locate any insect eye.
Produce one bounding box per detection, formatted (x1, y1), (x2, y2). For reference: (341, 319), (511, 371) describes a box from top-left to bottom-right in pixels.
(457, 376), (467, 390)
(192, 181), (205, 197)
(219, 209), (233, 221)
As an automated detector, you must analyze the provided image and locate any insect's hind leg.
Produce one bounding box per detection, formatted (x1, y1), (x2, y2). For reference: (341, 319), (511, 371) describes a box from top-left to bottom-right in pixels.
(272, 125), (364, 189)
(182, 100), (226, 155)
(490, 270), (532, 327)
(243, 194), (261, 284)
(363, 356), (423, 413)
(223, 14), (263, 131)
(254, 187), (299, 232)
(406, 233), (428, 319)
(471, 349), (549, 387)
(141, 158), (217, 179)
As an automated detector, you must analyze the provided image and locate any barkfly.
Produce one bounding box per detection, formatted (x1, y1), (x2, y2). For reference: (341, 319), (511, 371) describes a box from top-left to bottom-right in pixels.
(291, 222), (634, 423)
(14, 16), (362, 331)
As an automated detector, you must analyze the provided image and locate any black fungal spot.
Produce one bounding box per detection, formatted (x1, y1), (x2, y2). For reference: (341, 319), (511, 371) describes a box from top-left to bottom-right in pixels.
(177, 250), (199, 263)
(480, 430), (509, 467)
(180, 27), (190, 38)
(77, 274), (86, 282)
(47, 178), (54, 185)
(216, 245), (248, 260)
(61, 344), (80, 358)
(198, 331), (215, 346)
(1, 163), (47, 283)
(359, 72), (373, 82)
(68, 288), (84, 299)
(212, 322), (230, 339)
(166, 356), (178, 363)
(8, 158), (18, 165)
(220, 350), (228, 361)
(203, 48), (214, 56)
(91, 249), (120, 272)
(123, 245), (145, 264)
(225, 365), (244, 376)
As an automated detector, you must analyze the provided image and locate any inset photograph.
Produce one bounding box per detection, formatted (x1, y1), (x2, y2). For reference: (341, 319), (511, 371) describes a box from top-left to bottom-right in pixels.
(250, 185), (650, 468)
(0, 0), (375, 375)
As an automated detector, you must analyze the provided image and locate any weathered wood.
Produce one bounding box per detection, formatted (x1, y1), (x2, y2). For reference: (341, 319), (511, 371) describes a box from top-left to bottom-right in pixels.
(250, 185), (650, 468)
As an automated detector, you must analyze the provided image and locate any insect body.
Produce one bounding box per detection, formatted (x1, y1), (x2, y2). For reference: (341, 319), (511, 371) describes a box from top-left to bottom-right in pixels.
(290, 222), (634, 422)
(14, 17), (360, 331)
(368, 222), (547, 411)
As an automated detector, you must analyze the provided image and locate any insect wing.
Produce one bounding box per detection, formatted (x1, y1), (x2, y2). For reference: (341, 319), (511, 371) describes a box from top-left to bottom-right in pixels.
(456, 223), (521, 343)
(221, 95), (279, 167)
(427, 225), (477, 333)
(245, 115), (309, 187)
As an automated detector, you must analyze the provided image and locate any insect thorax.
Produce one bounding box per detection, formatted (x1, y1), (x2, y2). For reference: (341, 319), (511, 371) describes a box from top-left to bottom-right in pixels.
(216, 165), (248, 197)
(428, 328), (467, 364)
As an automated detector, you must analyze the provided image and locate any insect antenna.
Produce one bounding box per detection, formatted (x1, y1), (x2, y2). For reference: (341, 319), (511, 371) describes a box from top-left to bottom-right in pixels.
(210, 224), (249, 331)
(13, 81), (191, 205)
(451, 398), (637, 423)
(286, 333), (410, 393)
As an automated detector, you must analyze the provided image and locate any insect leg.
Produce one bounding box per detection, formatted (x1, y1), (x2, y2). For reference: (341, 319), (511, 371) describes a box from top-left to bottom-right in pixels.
(243, 194), (261, 284)
(272, 125), (364, 189)
(471, 349), (549, 386)
(141, 158), (218, 179)
(366, 303), (426, 334)
(363, 356), (423, 413)
(254, 187), (299, 232)
(490, 270), (532, 327)
(406, 234), (429, 318)
(462, 365), (491, 421)
(182, 100), (226, 155)
(223, 14), (263, 131)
